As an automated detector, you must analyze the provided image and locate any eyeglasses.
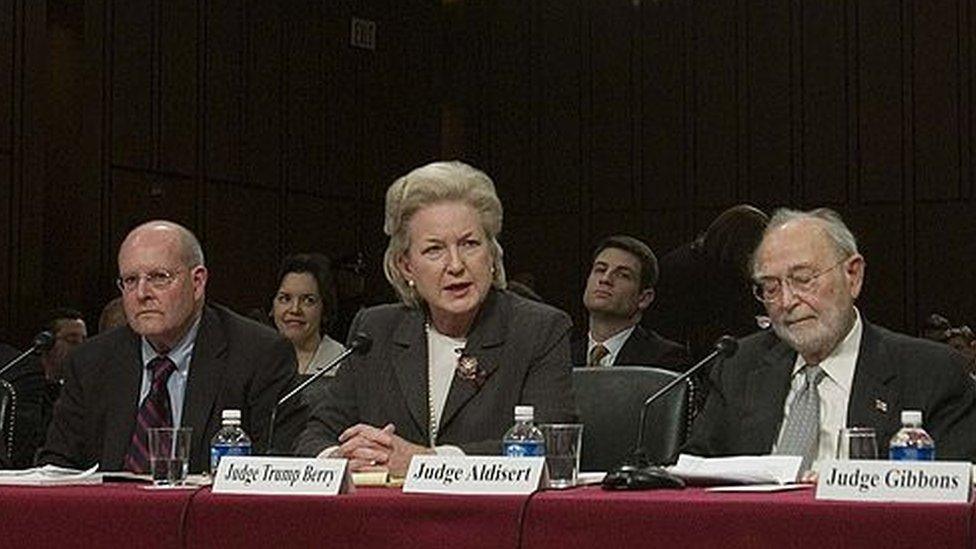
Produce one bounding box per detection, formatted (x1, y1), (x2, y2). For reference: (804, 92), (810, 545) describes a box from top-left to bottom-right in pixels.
(117, 269), (182, 293)
(274, 293), (321, 308)
(752, 258), (848, 303)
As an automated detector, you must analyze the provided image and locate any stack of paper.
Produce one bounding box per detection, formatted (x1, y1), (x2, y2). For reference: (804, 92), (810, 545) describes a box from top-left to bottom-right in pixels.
(668, 454), (802, 486)
(0, 464), (102, 486)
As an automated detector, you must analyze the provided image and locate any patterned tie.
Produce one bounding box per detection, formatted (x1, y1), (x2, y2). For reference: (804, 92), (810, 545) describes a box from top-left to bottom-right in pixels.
(775, 364), (827, 472)
(123, 356), (177, 473)
(588, 344), (609, 367)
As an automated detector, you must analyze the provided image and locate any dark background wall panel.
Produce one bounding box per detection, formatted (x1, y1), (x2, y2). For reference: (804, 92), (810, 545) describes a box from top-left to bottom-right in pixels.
(845, 205), (908, 328)
(110, 0), (152, 169)
(587, 1), (637, 211)
(800, 0), (848, 206)
(915, 203), (976, 326)
(912, 1), (962, 202)
(240, 0), (282, 188)
(744, 1), (792, 206)
(282, 1), (328, 196)
(640, 0), (687, 210)
(691, 2), (740, 206)
(204, 0), (245, 184)
(203, 183), (279, 313)
(0, 0), (12, 152)
(158, 0), (197, 177)
(505, 212), (582, 319)
(856, 0), (906, 204)
(110, 171), (198, 242)
(280, 192), (359, 261)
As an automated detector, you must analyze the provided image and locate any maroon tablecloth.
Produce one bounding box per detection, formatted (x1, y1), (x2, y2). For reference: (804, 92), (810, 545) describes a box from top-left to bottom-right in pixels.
(1, 483), (973, 548)
(0, 483), (199, 548)
(183, 486), (528, 549)
(522, 485), (974, 549)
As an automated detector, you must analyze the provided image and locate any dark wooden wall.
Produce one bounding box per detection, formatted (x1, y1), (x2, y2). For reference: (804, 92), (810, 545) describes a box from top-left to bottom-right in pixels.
(2, 0), (975, 346)
(447, 0), (976, 332)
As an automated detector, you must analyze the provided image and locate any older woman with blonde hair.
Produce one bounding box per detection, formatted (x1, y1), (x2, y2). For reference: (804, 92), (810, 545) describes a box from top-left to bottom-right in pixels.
(295, 161), (576, 475)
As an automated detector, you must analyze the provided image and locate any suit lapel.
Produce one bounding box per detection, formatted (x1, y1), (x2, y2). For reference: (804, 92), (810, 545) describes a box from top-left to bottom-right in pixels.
(439, 291), (505, 438)
(614, 327), (642, 365)
(182, 306), (228, 462)
(847, 322), (900, 436)
(391, 309), (430, 439)
(741, 338), (795, 452)
(102, 330), (143, 470)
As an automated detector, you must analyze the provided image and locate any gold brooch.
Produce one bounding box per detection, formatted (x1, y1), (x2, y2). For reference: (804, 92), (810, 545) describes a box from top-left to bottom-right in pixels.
(455, 353), (486, 387)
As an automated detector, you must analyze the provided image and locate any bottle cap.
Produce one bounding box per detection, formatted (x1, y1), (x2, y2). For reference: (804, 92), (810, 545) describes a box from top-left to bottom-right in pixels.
(222, 409), (242, 421)
(901, 410), (922, 425)
(514, 405), (534, 421)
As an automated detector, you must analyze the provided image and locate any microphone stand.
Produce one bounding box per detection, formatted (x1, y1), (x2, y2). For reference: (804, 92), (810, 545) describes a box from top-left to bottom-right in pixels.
(0, 332), (54, 379)
(265, 334), (371, 454)
(603, 336), (738, 490)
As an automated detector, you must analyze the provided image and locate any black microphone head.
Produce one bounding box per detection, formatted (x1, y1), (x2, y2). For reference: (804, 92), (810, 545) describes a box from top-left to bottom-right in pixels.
(714, 335), (738, 358)
(348, 332), (372, 354)
(33, 331), (55, 352)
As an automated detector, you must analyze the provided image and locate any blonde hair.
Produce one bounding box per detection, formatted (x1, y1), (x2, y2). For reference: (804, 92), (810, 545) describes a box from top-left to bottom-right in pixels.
(383, 161), (507, 307)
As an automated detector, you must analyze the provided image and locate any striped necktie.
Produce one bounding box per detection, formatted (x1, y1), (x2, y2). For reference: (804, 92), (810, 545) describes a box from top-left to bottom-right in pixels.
(774, 364), (827, 472)
(588, 344), (609, 367)
(123, 356), (177, 473)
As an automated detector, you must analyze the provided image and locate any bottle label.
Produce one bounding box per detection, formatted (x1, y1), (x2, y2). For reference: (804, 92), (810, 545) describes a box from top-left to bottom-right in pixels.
(210, 443), (252, 471)
(888, 446), (935, 461)
(503, 441), (545, 457)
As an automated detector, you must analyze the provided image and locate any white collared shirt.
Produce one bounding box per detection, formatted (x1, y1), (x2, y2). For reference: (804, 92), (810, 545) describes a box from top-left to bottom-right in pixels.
(774, 309), (863, 466)
(587, 326), (636, 367)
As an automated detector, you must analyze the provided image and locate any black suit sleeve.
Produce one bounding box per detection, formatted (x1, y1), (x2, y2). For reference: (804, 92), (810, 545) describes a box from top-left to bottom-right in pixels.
(919, 350), (976, 461)
(36, 353), (90, 468)
(292, 310), (366, 456)
(681, 355), (733, 456)
(251, 337), (305, 455)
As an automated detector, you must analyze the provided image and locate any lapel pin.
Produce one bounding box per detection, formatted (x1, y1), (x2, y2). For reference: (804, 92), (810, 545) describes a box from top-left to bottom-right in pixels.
(874, 399), (888, 413)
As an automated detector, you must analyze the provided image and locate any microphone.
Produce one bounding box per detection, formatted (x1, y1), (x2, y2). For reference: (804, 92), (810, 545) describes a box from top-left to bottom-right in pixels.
(264, 332), (373, 453)
(602, 335), (738, 490)
(0, 331), (55, 379)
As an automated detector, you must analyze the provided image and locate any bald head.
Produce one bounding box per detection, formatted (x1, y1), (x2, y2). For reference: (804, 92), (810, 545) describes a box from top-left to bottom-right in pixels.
(120, 220), (205, 269)
(117, 220), (208, 351)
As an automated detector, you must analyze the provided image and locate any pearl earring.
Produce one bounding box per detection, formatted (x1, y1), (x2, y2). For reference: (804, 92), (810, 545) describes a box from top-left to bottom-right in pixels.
(408, 279), (415, 288)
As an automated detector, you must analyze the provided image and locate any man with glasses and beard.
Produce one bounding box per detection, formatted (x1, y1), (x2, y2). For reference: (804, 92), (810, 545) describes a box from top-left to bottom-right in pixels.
(685, 208), (976, 473)
(39, 220), (301, 473)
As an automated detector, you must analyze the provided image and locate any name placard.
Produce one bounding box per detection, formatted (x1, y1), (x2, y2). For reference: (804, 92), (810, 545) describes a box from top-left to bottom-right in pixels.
(212, 456), (352, 496)
(816, 459), (971, 503)
(403, 456), (546, 495)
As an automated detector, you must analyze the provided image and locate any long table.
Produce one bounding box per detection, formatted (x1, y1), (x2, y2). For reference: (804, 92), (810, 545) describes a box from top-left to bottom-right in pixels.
(0, 483), (972, 548)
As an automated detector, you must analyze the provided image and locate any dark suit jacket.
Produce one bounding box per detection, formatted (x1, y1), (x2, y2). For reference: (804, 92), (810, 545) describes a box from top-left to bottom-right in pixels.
(295, 289), (577, 456)
(0, 344), (50, 469)
(38, 303), (302, 473)
(684, 320), (976, 461)
(571, 325), (689, 371)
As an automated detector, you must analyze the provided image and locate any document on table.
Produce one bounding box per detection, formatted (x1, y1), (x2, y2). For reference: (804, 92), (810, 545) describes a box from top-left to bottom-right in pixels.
(0, 464), (102, 486)
(667, 454), (802, 486)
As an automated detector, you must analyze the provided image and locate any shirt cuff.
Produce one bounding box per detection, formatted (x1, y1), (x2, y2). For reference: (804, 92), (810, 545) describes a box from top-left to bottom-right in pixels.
(433, 445), (465, 456)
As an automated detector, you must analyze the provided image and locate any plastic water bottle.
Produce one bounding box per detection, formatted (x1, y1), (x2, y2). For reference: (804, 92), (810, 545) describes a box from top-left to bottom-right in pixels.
(888, 410), (935, 461)
(210, 409), (252, 473)
(502, 405), (545, 457)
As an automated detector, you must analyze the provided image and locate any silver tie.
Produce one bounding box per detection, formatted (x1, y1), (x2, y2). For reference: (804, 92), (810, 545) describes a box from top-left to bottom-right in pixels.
(775, 364), (827, 471)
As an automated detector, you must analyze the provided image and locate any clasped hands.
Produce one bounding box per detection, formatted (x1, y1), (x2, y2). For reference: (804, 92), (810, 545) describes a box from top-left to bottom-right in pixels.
(331, 423), (433, 476)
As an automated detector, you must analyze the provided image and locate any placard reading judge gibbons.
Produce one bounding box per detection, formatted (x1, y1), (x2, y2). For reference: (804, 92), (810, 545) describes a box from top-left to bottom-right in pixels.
(816, 459), (971, 503)
(403, 456), (546, 495)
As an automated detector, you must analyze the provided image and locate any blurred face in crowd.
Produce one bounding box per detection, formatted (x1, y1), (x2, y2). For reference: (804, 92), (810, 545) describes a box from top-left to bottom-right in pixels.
(272, 272), (324, 349)
(397, 201), (494, 337)
(44, 317), (87, 380)
(117, 225), (207, 352)
(583, 247), (652, 323)
(752, 219), (864, 363)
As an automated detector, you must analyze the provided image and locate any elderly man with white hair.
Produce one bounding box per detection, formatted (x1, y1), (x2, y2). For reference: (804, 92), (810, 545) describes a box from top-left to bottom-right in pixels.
(685, 208), (976, 472)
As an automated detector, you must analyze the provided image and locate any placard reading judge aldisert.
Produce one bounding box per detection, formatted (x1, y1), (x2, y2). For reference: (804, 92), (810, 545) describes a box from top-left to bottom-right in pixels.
(212, 456), (353, 496)
(816, 459), (971, 503)
(403, 455), (546, 495)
